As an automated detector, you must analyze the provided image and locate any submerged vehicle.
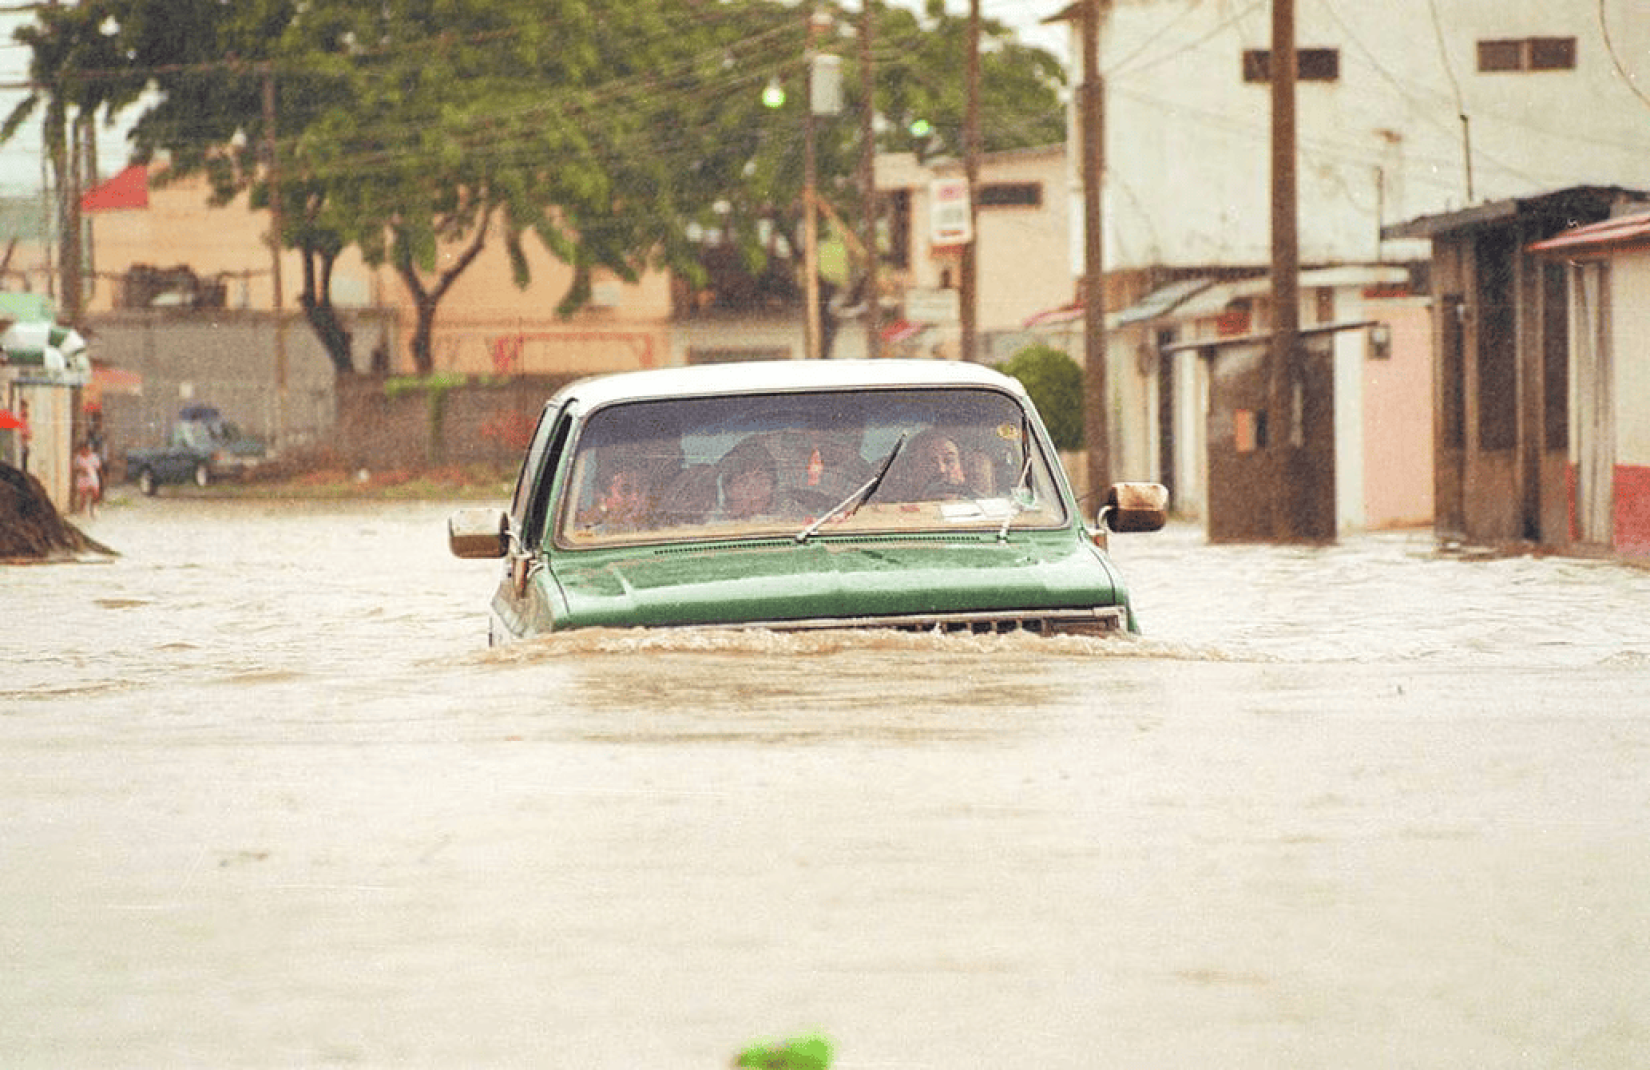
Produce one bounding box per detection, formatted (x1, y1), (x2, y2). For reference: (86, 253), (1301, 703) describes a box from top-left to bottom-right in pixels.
(125, 405), (266, 494)
(449, 360), (1167, 644)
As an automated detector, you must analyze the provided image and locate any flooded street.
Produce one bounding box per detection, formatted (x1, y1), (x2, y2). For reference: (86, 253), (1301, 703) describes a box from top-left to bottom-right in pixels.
(6, 496), (1650, 1068)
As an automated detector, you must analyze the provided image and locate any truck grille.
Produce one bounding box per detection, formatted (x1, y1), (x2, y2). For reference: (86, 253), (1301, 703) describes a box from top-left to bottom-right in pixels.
(749, 606), (1127, 637)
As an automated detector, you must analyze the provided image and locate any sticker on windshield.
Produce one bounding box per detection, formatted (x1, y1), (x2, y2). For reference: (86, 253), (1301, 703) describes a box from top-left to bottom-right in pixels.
(996, 423), (1020, 441)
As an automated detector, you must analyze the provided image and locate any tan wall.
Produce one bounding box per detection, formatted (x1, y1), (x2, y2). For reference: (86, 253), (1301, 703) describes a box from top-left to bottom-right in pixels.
(87, 171), (678, 379)
(881, 147), (1072, 346)
(332, 375), (580, 470)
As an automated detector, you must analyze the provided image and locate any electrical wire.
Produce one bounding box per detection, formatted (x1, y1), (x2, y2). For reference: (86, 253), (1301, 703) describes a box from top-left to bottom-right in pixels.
(1598, 0), (1650, 112)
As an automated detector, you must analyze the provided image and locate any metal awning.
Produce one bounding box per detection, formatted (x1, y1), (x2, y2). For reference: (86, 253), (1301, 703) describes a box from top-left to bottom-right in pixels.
(1022, 278), (1218, 331)
(1528, 211), (1650, 259)
(1114, 278), (1217, 326)
(1160, 320), (1378, 356)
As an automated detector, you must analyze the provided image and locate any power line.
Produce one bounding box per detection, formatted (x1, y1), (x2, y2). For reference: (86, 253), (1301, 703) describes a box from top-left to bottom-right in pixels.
(1598, 0), (1650, 113)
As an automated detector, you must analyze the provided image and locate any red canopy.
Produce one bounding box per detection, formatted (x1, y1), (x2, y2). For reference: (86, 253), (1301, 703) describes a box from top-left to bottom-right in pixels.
(80, 164), (150, 212)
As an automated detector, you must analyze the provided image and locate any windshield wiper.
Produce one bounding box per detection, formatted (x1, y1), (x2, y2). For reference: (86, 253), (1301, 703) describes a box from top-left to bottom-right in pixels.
(997, 419), (1035, 542)
(796, 433), (906, 543)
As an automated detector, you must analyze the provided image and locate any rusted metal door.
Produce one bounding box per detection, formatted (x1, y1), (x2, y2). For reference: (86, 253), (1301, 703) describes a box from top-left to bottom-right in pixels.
(1205, 338), (1335, 542)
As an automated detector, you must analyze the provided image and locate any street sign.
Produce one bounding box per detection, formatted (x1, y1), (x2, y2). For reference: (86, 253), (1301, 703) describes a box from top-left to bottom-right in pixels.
(929, 177), (972, 246)
(904, 287), (960, 325)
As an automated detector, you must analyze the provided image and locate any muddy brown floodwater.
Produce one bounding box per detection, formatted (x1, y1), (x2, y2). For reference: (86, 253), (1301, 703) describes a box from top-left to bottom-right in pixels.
(6, 496), (1650, 1068)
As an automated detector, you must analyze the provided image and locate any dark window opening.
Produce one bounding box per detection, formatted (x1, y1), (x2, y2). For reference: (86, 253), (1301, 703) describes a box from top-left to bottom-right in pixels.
(1477, 39), (1523, 71)
(1440, 294), (1466, 450)
(1242, 48), (1340, 83)
(1530, 36), (1577, 70)
(1314, 287), (1334, 325)
(976, 182), (1042, 209)
(1542, 262), (1569, 451)
(1475, 233), (1518, 452)
(1478, 37), (1576, 72)
(882, 189), (911, 270)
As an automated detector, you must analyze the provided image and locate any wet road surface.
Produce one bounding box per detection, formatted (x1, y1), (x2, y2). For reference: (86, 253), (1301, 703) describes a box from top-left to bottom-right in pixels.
(5, 497), (1650, 1067)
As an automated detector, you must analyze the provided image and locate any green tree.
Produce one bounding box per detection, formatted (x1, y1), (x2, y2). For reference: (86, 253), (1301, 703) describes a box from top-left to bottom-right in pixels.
(5, 0), (1067, 374)
(1000, 343), (1084, 450)
(872, 0), (1067, 163)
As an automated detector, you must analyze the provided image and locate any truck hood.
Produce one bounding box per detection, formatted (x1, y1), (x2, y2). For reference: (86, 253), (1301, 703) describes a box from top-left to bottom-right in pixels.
(548, 534), (1122, 629)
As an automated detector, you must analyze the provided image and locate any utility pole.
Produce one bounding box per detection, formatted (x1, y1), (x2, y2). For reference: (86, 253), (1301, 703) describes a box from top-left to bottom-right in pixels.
(57, 108), (83, 327)
(80, 112), (96, 311)
(263, 63), (288, 443)
(1268, 0), (1302, 539)
(960, 0), (981, 363)
(1081, 0), (1110, 500)
(859, 0), (878, 355)
(802, 10), (832, 360)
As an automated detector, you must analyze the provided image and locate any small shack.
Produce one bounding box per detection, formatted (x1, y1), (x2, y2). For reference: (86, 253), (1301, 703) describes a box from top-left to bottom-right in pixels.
(1527, 211), (1650, 556)
(1384, 186), (1650, 551)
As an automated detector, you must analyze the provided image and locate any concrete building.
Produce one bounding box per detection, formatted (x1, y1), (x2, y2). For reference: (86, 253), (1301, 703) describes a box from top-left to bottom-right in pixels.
(65, 147), (1076, 468)
(874, 146), (1072, 364)
(1038, 0), (1650, 533)
(1385, 186), (1650, 553)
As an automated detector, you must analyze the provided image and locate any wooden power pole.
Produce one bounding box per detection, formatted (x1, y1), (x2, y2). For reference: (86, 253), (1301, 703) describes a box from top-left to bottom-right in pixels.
(1268, 0), (1302, 539)
(859, 0), (878, 354)
(960, 0), (981, 363)
(1081, 0), (1110, 500)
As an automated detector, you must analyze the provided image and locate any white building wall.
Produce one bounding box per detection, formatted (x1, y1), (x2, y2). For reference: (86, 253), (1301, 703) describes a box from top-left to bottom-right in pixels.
(1084, 0), (1650, 272)
(1172, 350), (1208, 521)
(1331, 320), (1365, 533)
(1612, 253), (1650, 468)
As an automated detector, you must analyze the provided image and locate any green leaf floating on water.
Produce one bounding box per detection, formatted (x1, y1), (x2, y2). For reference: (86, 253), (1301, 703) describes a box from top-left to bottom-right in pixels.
(735, 1032), (833, 1069)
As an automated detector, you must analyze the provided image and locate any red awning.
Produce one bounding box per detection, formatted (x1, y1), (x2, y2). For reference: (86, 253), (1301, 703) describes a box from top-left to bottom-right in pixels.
(1022, 302), (1082, 328)
(879, 319), (930, 344)
(80, 164), (150, 212)
(1528, 211), (1650, 259)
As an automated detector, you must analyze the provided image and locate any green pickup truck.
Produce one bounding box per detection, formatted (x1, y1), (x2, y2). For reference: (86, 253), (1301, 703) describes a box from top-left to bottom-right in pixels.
(125, 405), (267, 494)
(449, 359), (1168, 645)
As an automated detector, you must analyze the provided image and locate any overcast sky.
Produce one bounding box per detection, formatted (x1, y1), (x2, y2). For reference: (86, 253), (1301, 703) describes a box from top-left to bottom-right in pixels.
(0, 1), (1070, 198)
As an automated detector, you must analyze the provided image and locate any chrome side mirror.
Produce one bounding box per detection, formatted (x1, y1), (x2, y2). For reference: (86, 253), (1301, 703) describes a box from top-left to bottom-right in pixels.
(449, 507), (509, 559)
(1100, 482), (1169, 533)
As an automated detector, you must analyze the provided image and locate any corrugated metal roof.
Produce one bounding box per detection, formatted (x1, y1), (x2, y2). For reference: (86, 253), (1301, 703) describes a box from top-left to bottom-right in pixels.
(1114, 278), (1215, 326)
(1382, 185), (1650, 241)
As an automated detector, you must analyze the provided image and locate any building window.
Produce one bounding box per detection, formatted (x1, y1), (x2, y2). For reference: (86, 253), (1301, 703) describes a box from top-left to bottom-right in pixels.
(1242, 48), (1340, 83)
(976, 182), (1042, 209)
(882, 189), (911, 270)
(1314, 287), (1334, 325)
(1477, 37), (1576, 73)
(1475, 232), (1518, 452)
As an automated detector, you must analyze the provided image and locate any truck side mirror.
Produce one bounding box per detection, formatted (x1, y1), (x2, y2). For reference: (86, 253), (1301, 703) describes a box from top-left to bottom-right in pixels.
(1100, 482), (1168, 533)
(449, 507), (509, 559)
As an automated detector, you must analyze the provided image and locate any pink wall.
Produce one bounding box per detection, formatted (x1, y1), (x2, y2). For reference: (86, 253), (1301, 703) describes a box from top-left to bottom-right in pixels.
(1362, 298), (1435, 529)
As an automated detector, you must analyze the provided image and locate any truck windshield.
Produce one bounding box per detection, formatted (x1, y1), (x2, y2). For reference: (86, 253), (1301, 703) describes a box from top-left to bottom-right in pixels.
(554, 387), (1067, 547)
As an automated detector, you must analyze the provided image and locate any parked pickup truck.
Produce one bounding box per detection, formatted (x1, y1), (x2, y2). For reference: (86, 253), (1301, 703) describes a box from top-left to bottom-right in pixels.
(126, 405), (267, 494)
